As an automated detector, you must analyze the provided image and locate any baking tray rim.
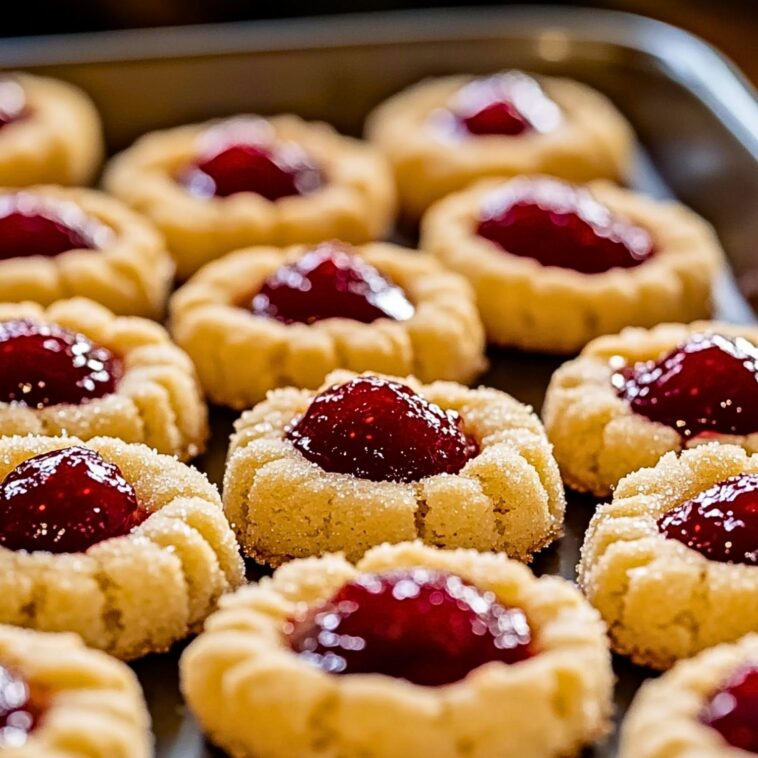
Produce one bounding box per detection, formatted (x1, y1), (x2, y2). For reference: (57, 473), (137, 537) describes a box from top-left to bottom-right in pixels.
(0, 5), (756, 160)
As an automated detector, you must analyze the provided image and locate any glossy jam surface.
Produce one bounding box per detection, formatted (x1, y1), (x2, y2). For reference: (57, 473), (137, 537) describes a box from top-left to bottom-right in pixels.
(286, 376), (478, 483)
(476, 177), (655, 274)
(701, 663), (758, 753)
(249, 243), (415, 325)
(0, 193), (112, 261)
(0, 446), (146, 554)
(436, 72), (562, 137)
(179, 117), (324, 200)
(659, 473), (758, 566)
(285, 568), (533, 686)
(0, 320), (123, 408)
(0, 664), (37, 748)
(614, 333), (758, 439)
(0, 79), (26, 129)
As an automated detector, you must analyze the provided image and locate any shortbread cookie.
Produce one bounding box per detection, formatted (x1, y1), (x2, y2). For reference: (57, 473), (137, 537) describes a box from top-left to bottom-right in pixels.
(0, 186), (174, 318)
(543, 321), (758, 496)
(104, 115), (396, 278)
(170, 240), (486, 408)
(0, 624), (151, 756)
(421, 176), (724, 352)
(224, 370), (565, 565)
(579, 443), (758, 669)
(0, 298), (208, 460)
(620, 634), (758, 757)
(0, 435), (244, 660)
(0, 73), (103, 187)
(366, 71), (634, 217)
(181, 541), (613, 758)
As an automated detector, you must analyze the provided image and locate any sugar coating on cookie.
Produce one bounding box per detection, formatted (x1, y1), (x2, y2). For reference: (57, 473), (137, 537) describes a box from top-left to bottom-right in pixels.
(620, 634), (758, 758)
(181, 541), (613, 758)
(170, 242), (487, 408)
(544, 321), (758, 496)
(0, 435), (244, 660)
(0, 298), (208, 461)
(421, 177), (724, 353)
(224, 370), (565, 565)
(0, 186), (175, 319)
(0, 73), (103, 187)
(579, 443), (758, 669)
(366, 72), (634, 217)
(104, 115), (397, 278)
(0, 623), (151, 757)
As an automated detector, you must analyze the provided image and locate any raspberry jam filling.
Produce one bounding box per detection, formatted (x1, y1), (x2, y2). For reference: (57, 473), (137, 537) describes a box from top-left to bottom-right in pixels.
(700, 663), (758, 753)
(435, 72), (563, 137)
(613, 333), (758, 439)
(0, 446), (147, 554)
(179, 117), (324, 200)
(0, 663), (39, 748)
(249, 243), (415, 325)
(0, 193), (112, 260)
(286, 375), (478, 483)
(0, 78), (26, 129)
(0, 320), (123, 408)
(658, 473), (758, 566)
(476, 177), (656, 274)
(285, 568), (533, 686)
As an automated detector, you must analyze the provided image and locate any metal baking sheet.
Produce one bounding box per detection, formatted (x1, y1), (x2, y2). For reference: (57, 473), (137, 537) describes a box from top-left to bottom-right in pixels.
(2, 6), (758, 756)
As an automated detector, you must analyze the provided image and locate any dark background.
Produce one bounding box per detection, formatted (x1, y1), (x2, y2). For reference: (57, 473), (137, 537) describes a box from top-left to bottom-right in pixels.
(3, 0), (757, 84)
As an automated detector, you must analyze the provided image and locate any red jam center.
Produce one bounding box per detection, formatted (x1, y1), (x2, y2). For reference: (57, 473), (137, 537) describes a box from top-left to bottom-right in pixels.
(701, 663), (758, 752)
(286, 376), (478, 483)
(179, 118), (324, 200)
(0, 193), (109, 260)
(442, 72), (563, 137)
(249, 243), (415, 325)
(0, 446), (146, 554)
(476, 177), (656, 274)
(285, 568), (533, 686)
(613, 333), (758, 438)
(0, 320), (123, 408)
(658, 473), (758, 566)
(0, 663), (38, 748)
(0, 79), (26, 129)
